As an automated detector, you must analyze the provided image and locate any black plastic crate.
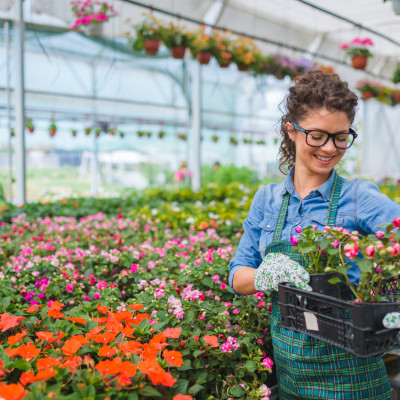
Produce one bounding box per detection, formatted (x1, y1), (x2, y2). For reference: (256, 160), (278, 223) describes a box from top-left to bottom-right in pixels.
(278, 281), (400, 358)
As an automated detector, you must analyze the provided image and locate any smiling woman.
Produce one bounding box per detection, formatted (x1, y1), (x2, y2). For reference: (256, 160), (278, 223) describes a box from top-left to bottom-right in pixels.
(229, 70), (400, 400)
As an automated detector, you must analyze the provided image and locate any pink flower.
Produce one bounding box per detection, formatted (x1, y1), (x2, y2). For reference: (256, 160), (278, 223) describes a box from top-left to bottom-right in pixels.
(340, 43), (349, 49)
(365, 245), (376, 258)
(154, 288), (164, 299)
(295, 226), (302, 233)
(393, 217), (400, 228)
(257, 301), (265, 308)
(344, 241), (359, 258)
(387, 243), (400, 256)
(220, 283), (227, 290)
(262, 357), (274, 369)
(66, 284), (74, 292)
(232, 309), (240, 314)
(375, 230), (385, 239)
(93, 292), (101, 300)
(290, 236), (298, 246)
(332, 240), (340, 249)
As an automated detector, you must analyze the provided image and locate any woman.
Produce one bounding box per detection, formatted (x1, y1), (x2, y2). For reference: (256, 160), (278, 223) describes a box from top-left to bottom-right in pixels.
(229, 70), (400, 399)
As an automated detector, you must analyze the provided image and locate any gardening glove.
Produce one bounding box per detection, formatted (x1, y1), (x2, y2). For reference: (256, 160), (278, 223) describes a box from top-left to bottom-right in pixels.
(254, 253), (312, 292)
(382, 312), (400, 329)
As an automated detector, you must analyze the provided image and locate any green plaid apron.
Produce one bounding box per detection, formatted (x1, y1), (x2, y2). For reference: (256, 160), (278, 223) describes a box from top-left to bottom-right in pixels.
(267, 174), (391, 400)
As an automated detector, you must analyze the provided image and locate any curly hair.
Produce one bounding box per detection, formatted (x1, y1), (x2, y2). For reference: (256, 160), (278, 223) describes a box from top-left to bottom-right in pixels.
(278, 70), (359, 174)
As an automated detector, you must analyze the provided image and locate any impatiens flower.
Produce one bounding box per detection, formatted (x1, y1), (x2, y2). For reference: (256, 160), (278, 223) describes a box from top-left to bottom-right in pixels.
(365, 245), (376, 258)
(295, 226), (302, 233)
(290, 235), (298, 246)
(375, 230), (385, 239)
(394, 217), (400, 228)
(162, 327), (182, 339)
(261, 357), (273, 369)
(202, 335), (219, 347)
(162, 349), (184, 367)
(173, 395), (193, 400)
(220, 283), (227, 290)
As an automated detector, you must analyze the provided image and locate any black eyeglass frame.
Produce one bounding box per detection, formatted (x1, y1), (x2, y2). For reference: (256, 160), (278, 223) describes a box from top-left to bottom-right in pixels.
(292, 122), (358, 149)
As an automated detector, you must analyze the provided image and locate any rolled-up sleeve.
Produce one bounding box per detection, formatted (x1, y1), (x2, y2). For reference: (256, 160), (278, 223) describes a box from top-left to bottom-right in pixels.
(228, 186), (265, 293)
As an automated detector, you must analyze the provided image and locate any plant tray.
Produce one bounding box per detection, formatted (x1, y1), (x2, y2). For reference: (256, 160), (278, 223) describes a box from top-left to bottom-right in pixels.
(278, 281), (400, 358)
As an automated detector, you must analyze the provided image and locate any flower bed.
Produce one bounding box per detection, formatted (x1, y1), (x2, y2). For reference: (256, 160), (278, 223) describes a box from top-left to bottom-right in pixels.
(0, 184), (275, 399)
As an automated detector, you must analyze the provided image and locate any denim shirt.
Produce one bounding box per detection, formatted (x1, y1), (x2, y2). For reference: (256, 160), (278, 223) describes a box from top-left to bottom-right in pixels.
(228, 168), (400, 292)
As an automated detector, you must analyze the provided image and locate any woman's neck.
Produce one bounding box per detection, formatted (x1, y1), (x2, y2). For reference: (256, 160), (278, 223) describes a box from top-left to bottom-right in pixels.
(293, 167), (332, 199)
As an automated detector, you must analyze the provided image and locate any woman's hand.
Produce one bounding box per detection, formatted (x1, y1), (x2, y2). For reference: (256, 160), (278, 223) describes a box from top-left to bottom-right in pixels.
(382, 312), (400, 329)
(254, 253), (312, 292)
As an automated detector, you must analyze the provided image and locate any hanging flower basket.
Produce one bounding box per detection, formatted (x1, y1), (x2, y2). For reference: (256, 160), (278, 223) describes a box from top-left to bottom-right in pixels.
(26, 120), (34, 133)
(158, 131), (165, 139)
(71, 129), (78, 137)
(351, 55), (368, 70)
(85, 127), (91, 135)
(211, 135), (219, 143)
(196, 52), (212, 65)
(218, 58), (232, 68)
(237, 63), (250, 72)
(49, 122), (57, 137)
(361, 91), (374, 100)
(171, 46), (186, 59)
(95, 128), (101, 137)
(144, 39), (160, 55)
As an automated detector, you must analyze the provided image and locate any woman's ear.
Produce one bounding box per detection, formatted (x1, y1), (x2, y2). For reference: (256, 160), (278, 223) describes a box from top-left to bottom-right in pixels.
(286, 122), (295, 141)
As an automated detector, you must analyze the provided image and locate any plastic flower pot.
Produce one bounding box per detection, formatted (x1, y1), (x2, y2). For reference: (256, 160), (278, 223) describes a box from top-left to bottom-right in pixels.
(49, 129), (56, 137)
(195, 51), (212, 65)
(361, 91), (374, 100)
(171, 45), (186, 59)
(351, 55), (368, 70)
(86, 23), (103, 37)
(218, 59), (232, 68)
(237, 63), (250, 71)
(144, 39), (160, 55)
(391, 90), (400, 104)
(309, 271), (341, 297)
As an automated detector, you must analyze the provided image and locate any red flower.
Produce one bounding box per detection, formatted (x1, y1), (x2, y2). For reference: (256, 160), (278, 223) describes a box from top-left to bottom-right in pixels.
(173, 395), (193, 400)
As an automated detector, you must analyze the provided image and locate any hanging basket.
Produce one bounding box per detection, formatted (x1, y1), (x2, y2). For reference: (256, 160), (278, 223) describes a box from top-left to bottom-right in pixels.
(237, 63), (250, 72)
(82, 23), (104, 37)
(144, 39), (160, 55)
(195, 51), (212, 65)
(351, 55), (368, 70)
(218, 59), (232, 68)
(361, 91), (374, 101)
(171, 46), (186, 59)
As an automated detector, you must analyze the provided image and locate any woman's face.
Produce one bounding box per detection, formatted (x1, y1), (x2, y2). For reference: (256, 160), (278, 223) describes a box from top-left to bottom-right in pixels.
(287, 108), (350, 177)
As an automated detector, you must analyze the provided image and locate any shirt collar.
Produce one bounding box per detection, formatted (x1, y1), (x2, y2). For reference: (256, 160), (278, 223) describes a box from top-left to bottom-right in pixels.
(282, 166), (337, 202)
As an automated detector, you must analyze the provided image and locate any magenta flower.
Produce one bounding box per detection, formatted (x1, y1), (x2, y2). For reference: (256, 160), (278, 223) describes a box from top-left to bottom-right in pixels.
(295, 226), (302, 233)
(290, 236), (298, 246)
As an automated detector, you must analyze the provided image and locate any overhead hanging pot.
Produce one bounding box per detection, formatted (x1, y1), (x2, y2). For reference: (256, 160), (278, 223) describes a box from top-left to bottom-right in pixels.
(144, 39), (160, 55)
(351, 55), (368, 70)
(392, 0), (400, 15)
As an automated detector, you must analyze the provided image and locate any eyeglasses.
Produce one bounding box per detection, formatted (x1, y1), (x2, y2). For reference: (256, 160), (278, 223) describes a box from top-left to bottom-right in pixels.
(292, 122), (358, 149)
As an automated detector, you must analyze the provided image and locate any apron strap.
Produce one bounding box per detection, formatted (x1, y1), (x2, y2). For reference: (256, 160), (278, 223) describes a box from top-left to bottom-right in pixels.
(325, 173), (343, 227)
(272, 192), (290, 242)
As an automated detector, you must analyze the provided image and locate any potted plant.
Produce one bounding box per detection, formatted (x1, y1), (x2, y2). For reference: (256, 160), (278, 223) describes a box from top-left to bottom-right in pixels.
(158, 130), (165, 139)
(133, 14), (164, 55)
(108, 127), (116, 135)
(162, 21), (189, 59)
(231, 36), (259, 71)
(178, 133), (187, 141)
(212, 30), (234, 68)
(340, 37), (373, 70)
(187, 27), (215, 65)
(25, 119), (34, 133)
(390, 89), (400, 105)
(71, 129), (78, 137)
(10, 128), (15, 137)
(230, 137), (238, 145)
(70, 0), (118, 35)
(355, 80), (381, 100)
(137, 130), (145, 138)
(119, 131), (124, 138)
(95, 127), (101, 137)
(393, 62), (400, 84)
(49, 122), (57, 137)
(211, 134), (219, 143)
(85, 126), (92, 135)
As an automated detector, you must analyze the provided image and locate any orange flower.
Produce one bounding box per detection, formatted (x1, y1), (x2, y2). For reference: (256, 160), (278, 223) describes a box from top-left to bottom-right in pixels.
(96, 359), (121, 376)
(20, 370), (35, 385)
(49, 300), (65, 310)
(92, 332), (116, 344)
(48, 332), (65, 344)
(97, 305), (109, 314)
(117, 375), (131, 386)
(62, 339), (82, 356)
(47, 308), (64, 319)
(141, 343), (159, 361)
(8, 332), (26, 345)
(163, 349), (183, 367)
(0, 313), (25, 332)
(198, 221), (209, 230)
(26, 304), (41, 313)
(37, 357), (60, 370)
(202, 335), (219, 348)
(5, 347), (20, 358)
(20, 368), (56, 385)
(36, 331), (54, 342)
(130, 313), (150, 326)
(18, 343), (40, 359)
(65, 317), (86, 324)
(104, 319), (124, 334)
(163, 327), (182, 339)
(128, 304), (144, 311)
(137, 359), (166, 385)
(119, 361), (137, 378)
(118, 340), (143, 356)
(86, 326), (104, 339)
(0, 382), (28, 399)
(59, 356), (82, 371)
(70, 335), (90, 345)
(121, 326), (135, 338)
(173, 395), (193, 400)
(149, 333), (168, 351)
(98, 344), (117, 358)
(112, 310), (133, 322)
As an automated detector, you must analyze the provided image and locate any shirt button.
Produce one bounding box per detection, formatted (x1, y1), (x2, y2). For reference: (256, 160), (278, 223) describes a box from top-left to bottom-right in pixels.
(267, 225), (270, 228)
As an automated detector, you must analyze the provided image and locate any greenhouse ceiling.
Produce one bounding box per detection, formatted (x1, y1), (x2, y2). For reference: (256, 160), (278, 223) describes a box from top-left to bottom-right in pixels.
(1, 0), (399, 85)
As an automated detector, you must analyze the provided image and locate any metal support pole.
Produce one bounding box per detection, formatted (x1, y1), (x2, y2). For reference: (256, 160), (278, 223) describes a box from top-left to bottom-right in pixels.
(5, 21), (13, 204)
(190, 60), (201, 191)
(14, 0), (26, 204)
(91, 63), (99, 196)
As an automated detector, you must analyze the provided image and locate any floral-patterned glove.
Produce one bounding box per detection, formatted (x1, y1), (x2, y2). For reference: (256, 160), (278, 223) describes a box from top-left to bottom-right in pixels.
(254, 253), (312, 292)
(382, 312), (400, 329)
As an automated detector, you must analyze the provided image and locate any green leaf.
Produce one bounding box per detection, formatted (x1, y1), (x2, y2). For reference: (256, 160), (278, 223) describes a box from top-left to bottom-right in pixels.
(328, 277), (341, 284)
(193, 350), (204, 358)
(357, 258), (373, 273)
(184, 310), (195, 323)
(172, 379), (189, 395)
(201, 276), (214, 288)
(5, 359), (31, 371)
(128, 392), (139, 400)
(0, 296), (11, 313)
(320, 238), (331, 250)
(230, 385), (246, 397)
(326, 247), (339, 255)
(187, 384), (204, 396)
(178, 359), (192, 371)
(244, 360), (257, 373)
(139, 386), (162, 397)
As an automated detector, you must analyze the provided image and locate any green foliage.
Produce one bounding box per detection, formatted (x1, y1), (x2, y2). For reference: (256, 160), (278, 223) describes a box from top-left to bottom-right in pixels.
(202, 164), (259, 186)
